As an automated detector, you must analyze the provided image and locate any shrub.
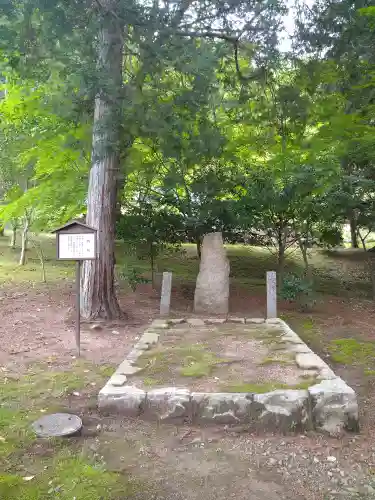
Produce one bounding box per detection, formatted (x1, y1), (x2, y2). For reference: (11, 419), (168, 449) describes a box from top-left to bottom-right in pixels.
(119, 266), (150, 292)
(280, 272), (315, 311)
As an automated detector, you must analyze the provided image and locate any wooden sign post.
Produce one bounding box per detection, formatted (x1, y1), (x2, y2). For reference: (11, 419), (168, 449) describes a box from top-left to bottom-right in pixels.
(52, 221), (97, 356)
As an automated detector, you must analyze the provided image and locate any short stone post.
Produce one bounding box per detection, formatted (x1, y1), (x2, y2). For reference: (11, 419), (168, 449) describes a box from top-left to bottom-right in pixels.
(160, 272), (172, 316)
(266, 271), (277, 319)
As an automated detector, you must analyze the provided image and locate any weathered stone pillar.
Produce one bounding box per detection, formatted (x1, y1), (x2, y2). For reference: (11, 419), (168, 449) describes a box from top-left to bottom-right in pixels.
(266, 271), (277, 319)
(194, 232), (230, 314)
(160, 272), (172, 316)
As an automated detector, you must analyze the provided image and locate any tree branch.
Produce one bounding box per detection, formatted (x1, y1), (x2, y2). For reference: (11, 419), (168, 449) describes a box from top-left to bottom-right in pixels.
(171, 0), (194, 27)
(176, 29), (265, 82)
(175, 30), (238, 43)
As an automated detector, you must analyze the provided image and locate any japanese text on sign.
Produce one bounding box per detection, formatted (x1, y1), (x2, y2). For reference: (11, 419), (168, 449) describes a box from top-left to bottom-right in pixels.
(58, 233), (96, 259)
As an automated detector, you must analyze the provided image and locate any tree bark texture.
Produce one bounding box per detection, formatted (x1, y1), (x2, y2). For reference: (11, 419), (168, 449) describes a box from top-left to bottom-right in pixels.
(196, 237), (202, 260)
(358, 230), (368, 251)
(81, 1), (124, 319)
(19, 213), (29, 266)
(349, 215), (359, 248)
(299, 241), (309, 273)
(276, 225), (287, 286)
(367, 256), (375, 301)
(11, 228), (17, 249)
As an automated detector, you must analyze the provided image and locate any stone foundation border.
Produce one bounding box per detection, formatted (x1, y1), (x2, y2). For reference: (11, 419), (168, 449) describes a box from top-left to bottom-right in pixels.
(98, 317), (359, 436)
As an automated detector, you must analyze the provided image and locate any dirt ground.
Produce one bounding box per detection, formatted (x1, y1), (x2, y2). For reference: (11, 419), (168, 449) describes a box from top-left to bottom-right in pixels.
(3, 282), (375, 499)
(0, 283), (159, 372)
(134, 322), (311, 392)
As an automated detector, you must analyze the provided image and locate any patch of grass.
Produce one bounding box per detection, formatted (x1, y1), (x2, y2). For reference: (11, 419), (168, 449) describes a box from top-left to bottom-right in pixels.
(98, 364), (117, 378)
(3, 234), (371, 301)
(0, 407), (35, 460)
(328, 338), (375, 366)
(364, 369), (375, 377)
(139, 344), (226, 381)
(0, 450), (140, 500)
(283, 314), (323, 352)
(0, 361), (113, 460)
(0, 233), (74, 284)
(0, 361), (149, 499)
(301, 317), (315, 331)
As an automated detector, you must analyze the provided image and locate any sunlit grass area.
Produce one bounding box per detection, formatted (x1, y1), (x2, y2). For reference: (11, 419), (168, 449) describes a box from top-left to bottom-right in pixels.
(0, 232), (74, 284)
(0, 231), (373, 298)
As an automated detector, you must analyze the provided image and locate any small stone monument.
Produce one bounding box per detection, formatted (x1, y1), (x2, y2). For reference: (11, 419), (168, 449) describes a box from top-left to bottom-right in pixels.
(194, 232), (230, 314)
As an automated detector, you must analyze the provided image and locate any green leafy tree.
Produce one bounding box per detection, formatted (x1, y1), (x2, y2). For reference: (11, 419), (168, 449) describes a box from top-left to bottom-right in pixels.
(116, 203), (183, 288)
(2, 0), (286, 318)
(297, 1), (375, 248)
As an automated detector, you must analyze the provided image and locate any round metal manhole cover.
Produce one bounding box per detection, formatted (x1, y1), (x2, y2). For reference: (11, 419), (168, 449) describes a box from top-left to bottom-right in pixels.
(31, 413), (82, 438)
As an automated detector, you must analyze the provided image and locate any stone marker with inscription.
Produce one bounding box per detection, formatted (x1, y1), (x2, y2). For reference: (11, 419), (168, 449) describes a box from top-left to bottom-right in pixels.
(266, 271), (277, 319)
(194, 232), (230, 314)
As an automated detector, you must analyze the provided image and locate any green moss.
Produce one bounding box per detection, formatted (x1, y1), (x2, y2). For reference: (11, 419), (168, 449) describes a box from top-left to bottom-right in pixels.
(222, 378), (317, 393)
(328, 338), (375, 365)
(295, 378), (318, 389)
(180, 348), (225, 377)
(302, 318), (315, 331)
(222, 382), (289, 393)
(252, 328), (284, 341)
(258, 357), (293, 366)
(98, 364), (117, 378)
(142, 376), (162, 387)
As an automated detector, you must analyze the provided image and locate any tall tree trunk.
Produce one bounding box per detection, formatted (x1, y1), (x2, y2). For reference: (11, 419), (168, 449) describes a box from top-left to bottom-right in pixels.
(80, 1), (124, 319)
(367, 256), (375, 300)
(277, 247), (285, 286)
(349, 215), (358, 248)
(150, 245), (156, 290)
(299, 240), (309, 273)
(358, 230), (368, 251)
(11, 228), (17, 249)
(10, 219), (18, 249)
(19, 214), (29, 266)
(196, 237), (202, 259)
(276, 225), (286, 286)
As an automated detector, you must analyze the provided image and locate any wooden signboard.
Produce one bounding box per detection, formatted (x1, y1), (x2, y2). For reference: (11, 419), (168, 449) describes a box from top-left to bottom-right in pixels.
(54, 221), (97, 260)
(52, 221), (98, 355)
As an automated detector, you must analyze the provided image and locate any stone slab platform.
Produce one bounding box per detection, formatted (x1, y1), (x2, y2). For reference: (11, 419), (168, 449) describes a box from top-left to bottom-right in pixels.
(98, 317), (359, 436)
